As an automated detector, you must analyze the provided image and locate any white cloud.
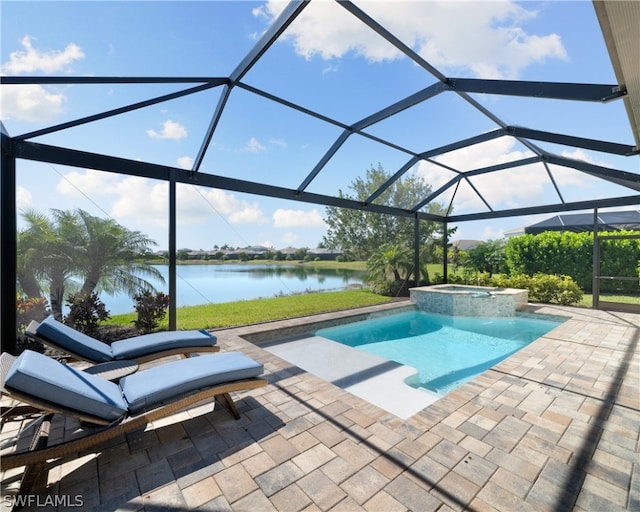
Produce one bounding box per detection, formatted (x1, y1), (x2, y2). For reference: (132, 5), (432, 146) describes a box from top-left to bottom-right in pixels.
(228, 205), (267, 224)
(255, 1), (567, 79)
(176, 156), (194, 170)
(56, 169), (123, 196)
(240, 137), (267, 153)
(2, 35), (85, 74)
(146, 120), (187, 140)
(482, 225), (505, 240)
(273, 208), (326, 228)
(16, 186), (33, 211)
(55, 170), (268, 227)
(416, 136), (590, 212)
(1, 36), (85, 122)
(0, 84), (65, 122)
(269, 138), (287, 148)
(111, 178), (169, 225)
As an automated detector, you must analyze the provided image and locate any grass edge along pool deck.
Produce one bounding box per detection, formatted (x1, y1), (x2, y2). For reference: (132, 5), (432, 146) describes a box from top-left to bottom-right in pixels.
(1, 301), (638, 511)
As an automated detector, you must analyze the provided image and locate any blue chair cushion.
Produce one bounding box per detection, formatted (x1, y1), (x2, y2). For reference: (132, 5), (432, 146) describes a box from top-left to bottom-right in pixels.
(110, 329), (217, 360)
(36, 316), (113, 363)
(4, 351), (128, 422)
(120, 352), (263, 413)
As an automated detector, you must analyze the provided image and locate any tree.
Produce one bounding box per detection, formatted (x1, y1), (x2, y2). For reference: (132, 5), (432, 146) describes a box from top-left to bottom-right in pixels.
(366, 243), (414, 295)
(465, 239), (506, 277)
(17, 208), (163, 319)
(17, 210), (77, 318)
(367, 243), (413, 282)
(322, 164), (447, 260)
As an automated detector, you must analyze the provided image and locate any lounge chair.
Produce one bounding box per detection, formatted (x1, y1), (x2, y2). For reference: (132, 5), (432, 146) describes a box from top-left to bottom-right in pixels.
(25, 315), (219, 364)
(1, 349), (268, 481)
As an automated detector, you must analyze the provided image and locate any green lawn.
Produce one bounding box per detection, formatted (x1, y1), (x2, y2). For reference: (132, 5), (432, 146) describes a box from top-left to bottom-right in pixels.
(107, 288), (393, 330)
(106, 261), (637, 332)
(578, 293), (640, 308)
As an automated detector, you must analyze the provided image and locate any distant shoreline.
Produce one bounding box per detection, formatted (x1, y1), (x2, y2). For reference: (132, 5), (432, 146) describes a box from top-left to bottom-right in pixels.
(143, 259), (368, 271)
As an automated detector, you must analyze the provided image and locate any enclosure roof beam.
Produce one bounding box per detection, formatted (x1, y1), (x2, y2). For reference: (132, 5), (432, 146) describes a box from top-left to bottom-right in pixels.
(296, 131), (352, 192)
(9, 137), (639, 225)
(366, 130), (509, 207)
(447, 195), (640, 222)
(230, 1), (309, 84)
(281, 83), (450, 193)
(411, 156), (549, 212)
(0, 76), (229, 85)
(194, 0), (309, 172)
(14, 82), (224, 141)
(290, 83), (447, 194)
(192, 85), (232, 172)
(446, 78), (627, 102)
(1, 123), (10, 151)
(412, 176), (461, 212)
(337, 0), (446, 82)
(9, 138), (445, 223)
(463, 156), (542, 178)
(542, 159), (565, 204)
(545, 153), (640, 192)
(352, 82), (448, 131)
(420, 129), (507, 159)
(239, 82), (430, 165)
(508, 126), (638, 156)
(365, 157), (421, 205)
(237, 83), (351, 130)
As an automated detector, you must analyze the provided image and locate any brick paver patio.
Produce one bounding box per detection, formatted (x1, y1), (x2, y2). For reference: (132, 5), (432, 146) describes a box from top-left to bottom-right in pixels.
(1, 302), (638, 511)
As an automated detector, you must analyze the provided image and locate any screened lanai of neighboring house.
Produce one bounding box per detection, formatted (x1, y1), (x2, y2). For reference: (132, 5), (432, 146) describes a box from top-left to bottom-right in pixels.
(1, 0), (639, 352)
(524, 209), (640, 234)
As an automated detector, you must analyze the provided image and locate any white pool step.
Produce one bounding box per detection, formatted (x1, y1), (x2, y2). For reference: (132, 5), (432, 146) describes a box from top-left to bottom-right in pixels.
(264, 335), (440, 419)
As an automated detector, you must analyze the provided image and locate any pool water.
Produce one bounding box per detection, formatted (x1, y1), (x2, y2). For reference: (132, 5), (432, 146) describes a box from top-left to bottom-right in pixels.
(315, 310), (562, 395)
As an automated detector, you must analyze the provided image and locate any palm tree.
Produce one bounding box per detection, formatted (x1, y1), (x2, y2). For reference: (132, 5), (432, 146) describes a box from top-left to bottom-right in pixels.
(18, 208), (164, 319)
(18, 210), (78, 318)
(366, 243), (414, 287)
(67, 209), (164, 298)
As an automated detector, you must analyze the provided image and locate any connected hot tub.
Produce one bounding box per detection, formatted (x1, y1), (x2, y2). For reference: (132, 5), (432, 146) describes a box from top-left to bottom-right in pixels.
(410, 284), (528, 317)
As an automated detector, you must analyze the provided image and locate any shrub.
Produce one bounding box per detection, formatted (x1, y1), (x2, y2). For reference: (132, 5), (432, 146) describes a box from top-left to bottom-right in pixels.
(465, 239), (507, 276)
(133, 291), (170, 333)
(505, 230), (640, 292)
(446, 270), (491, 286)
(16, 295), (49, 354)
(481, 273), (583, 305)
(65, 292), (110, 337)
(528, 274), (583, 305)
(369, 279), (409, 297)
(16, 295), (49, 332)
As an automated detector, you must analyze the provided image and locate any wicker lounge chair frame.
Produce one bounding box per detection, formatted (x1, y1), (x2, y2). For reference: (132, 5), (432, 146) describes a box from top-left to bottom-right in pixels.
(0, 352), (268, 473)
(25, 319), (220, 365)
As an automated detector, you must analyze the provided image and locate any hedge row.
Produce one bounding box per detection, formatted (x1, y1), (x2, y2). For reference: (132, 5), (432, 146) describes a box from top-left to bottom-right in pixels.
(449, 272), (583, 305)
(504, 230), (640, 292)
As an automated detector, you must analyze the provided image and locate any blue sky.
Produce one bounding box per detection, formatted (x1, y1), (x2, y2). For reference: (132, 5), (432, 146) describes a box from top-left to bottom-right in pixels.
(2, 0), (637, 252)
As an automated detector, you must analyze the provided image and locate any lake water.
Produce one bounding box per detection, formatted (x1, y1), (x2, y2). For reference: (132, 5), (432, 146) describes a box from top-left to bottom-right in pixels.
(100, 264), (366, 314)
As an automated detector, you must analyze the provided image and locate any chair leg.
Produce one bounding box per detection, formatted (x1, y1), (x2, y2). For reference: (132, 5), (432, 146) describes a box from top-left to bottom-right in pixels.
(216, 393), (240, 420)
(13, 413), (53, 506)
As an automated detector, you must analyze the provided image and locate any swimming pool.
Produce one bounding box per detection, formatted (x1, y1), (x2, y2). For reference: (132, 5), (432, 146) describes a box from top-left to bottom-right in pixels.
(315, 310), (562, 395)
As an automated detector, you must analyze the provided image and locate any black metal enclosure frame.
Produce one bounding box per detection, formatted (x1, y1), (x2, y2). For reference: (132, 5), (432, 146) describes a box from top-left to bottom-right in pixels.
(2, 0), (639, 353)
